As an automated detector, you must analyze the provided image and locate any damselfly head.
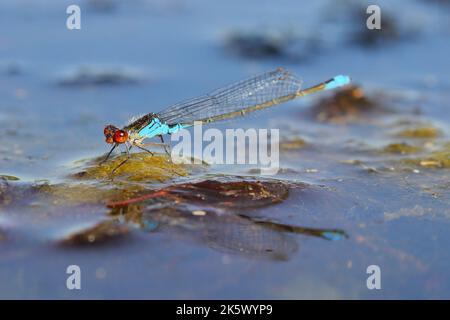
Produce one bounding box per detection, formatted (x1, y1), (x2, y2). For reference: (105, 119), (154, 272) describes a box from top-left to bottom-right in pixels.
(103, 125), (128, 144)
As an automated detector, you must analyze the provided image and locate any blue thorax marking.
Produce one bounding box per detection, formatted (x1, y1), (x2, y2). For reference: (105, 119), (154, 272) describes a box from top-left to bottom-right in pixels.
(138, 117), (189, 139)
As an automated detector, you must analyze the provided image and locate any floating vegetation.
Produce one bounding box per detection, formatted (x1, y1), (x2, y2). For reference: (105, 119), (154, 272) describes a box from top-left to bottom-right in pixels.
(310, 85), (386, 123)
(224, 29), (320, 61)
(395, 127), (441, 139)
(351, 9), (403, 48)
(35, 183), (144, 205)
(70, 152), (189, 182)
(280, 137), (307, 151)
(57, 65), (145, 87)
(382, 143), (422, 155)
(403, 147), (450, 169)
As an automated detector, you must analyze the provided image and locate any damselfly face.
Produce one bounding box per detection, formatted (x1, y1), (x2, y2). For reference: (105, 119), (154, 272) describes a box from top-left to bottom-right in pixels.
(103, 124), (129, 144)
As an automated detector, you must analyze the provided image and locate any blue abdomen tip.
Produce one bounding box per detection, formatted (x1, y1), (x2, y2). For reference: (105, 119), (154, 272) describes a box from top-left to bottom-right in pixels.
(325, 75), (351, 90)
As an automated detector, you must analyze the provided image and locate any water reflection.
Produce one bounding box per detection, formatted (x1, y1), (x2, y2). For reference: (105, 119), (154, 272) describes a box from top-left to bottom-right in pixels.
(105, 182), (348, 261)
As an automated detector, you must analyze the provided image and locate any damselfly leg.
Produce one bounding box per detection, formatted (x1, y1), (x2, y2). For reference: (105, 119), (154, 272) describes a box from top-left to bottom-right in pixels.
(111, 143), (132, 174)
(134, 143), (154, 156)
(100, 144), (117, 164)
(158, 135), (171, 156)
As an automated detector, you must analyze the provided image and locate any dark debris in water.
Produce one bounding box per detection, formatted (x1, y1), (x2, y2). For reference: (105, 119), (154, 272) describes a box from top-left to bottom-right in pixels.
(352, 10), (402, 48)
(58, 220), (129, 247)
(345, 5), (415, 49)
(57, 65), (145, 87)
(224, 30), (320, 61)
(309, 85), (388, 123)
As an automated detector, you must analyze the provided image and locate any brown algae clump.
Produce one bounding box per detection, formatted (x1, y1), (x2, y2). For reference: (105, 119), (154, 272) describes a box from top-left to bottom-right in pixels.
(59, 220), (129, 247)
(310, 85), (384, 123)
(72, 152), (188, 182)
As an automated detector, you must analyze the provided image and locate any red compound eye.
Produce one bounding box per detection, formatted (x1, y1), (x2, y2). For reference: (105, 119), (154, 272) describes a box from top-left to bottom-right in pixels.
(113, 130), (128, 144)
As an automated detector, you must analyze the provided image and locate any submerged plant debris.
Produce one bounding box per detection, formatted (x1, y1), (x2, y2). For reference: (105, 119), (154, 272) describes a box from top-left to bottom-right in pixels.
(309, 85), (387, 123)
(59, 220), (130, 247)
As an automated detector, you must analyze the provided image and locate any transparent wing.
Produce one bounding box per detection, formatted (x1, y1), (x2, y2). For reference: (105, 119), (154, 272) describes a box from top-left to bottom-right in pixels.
(157, 68), (303, 125)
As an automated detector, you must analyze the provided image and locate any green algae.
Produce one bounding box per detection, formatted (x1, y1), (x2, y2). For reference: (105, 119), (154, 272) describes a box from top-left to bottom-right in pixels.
(23, 152), (192, 206)
(382, 142), (422, 154)
(395, 127), (441, 139)
(280, 137), (307, 151)
(401, 143), (450, 169)
(71, 152), (189, 182)
(35, 183), (145, 205)
(405, 152), (450, 169)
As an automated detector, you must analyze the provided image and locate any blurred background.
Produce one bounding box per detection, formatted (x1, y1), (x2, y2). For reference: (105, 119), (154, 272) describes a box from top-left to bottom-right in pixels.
(0, 0), (449, 299)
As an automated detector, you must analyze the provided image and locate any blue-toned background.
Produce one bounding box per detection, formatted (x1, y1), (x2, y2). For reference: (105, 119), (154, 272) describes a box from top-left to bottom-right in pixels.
(0, 0), (449, 299)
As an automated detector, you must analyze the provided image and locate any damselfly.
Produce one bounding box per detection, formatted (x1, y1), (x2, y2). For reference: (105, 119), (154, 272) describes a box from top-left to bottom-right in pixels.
(102, 68), (350, 172)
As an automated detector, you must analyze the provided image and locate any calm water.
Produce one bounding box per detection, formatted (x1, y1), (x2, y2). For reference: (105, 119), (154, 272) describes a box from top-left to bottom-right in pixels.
(0, 0), (449, 299)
